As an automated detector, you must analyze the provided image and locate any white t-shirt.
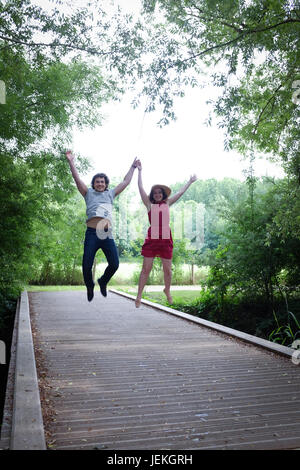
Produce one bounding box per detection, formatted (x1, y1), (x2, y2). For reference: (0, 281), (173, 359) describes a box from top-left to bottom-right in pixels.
(84, 187), (115, 222)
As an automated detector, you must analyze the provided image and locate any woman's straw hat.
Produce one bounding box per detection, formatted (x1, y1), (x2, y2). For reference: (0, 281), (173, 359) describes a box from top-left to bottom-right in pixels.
(150, 184), (172, 197)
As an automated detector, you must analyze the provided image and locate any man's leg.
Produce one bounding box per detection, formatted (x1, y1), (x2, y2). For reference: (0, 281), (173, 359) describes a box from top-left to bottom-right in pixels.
(82, 228), (99, 301)
(97, 238), (119, 297)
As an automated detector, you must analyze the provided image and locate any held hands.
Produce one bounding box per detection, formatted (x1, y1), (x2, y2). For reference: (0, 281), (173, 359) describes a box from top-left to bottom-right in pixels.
(132, 157), (141, 170)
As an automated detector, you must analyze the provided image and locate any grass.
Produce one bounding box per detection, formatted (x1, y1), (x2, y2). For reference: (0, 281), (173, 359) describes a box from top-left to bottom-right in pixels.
(143, 291), (200, 306)
(26, 285), (201, 307)
(116, 287), (201, 306)
(27, 285), (86, 292)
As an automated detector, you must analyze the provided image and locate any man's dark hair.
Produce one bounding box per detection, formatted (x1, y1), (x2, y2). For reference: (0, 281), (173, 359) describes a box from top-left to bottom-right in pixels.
(91, 173), (110, 190)
(149, 187), (168, 203)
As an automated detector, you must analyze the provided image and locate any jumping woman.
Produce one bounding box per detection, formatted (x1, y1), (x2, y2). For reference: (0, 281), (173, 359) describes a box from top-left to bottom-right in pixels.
(135, 161), (197, 308)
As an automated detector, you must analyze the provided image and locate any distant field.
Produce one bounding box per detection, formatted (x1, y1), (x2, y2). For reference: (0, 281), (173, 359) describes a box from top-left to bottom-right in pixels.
(27, 262), (208, 289)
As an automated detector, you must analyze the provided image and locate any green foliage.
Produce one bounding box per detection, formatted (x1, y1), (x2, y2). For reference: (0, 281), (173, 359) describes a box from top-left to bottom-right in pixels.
(269, 310), (300, 346)
(206, 177), (299, 301)
(0, 0), (144, 93)
(0, 54), (114, 151)
(170, 177), (246, 254)
(142, 289), (201, 305)
(138, 0), (300, 180)
(188, 174), (300, 341)
(28, 194), (87, 285)
(0, 1), (120, 322)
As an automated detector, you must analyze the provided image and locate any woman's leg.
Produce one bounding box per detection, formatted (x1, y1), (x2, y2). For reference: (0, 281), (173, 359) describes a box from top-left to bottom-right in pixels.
(161, 257), (173, 304)
(135, 257), (154, 307)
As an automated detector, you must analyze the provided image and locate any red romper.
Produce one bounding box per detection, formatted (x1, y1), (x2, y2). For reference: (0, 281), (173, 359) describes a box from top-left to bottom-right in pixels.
(141, 201), (173, 259)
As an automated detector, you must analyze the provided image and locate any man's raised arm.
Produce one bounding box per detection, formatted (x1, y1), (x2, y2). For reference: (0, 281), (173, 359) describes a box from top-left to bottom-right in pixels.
(114, 157), (139, 197)
(66, 150), (88, 197)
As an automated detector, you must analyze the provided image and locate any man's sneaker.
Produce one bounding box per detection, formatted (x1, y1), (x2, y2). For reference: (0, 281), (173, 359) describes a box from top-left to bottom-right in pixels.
(87, 285), (94, 302)
(97, 277), (107, 297)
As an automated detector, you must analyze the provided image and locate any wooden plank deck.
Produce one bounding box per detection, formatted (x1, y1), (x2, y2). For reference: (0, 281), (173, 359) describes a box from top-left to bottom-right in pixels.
(29, 290), (300, 450)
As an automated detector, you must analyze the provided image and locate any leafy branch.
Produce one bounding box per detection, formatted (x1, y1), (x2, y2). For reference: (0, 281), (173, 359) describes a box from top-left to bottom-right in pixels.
(0, 33), (110, 56)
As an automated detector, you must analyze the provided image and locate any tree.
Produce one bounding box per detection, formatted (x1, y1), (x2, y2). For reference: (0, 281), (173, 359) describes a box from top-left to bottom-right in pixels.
(0, 0), (145, 90)
(169, 177), (246, 256)
(207, 177), (300, 312)
(134, 1), (299, 181)
(28, 193), (87, 285)
(0, 0), (127, 303)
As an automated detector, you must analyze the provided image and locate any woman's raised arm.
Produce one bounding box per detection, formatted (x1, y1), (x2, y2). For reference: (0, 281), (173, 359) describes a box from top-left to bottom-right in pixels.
(168, 174), (197, 206)
(137, 161), (151, 211)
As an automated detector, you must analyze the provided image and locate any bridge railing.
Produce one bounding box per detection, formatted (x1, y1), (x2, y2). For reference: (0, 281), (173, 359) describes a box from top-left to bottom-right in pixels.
(110, 288), (296, 360)
(0, 291), (46, 450)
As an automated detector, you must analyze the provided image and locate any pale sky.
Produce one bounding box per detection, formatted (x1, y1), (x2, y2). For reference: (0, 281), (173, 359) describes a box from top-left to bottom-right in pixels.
(72, 86), (284, 192)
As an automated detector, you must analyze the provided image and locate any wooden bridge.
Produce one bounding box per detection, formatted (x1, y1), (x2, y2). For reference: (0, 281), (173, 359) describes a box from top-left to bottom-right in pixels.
(1, 288), (300, 451)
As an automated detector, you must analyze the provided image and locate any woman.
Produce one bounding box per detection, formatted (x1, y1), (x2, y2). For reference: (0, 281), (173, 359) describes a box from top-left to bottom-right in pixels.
(135, 161), (197, 307)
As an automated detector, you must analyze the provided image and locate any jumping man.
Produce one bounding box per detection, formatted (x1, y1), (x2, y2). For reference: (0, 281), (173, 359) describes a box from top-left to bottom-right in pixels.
(66, 150), (139, 301)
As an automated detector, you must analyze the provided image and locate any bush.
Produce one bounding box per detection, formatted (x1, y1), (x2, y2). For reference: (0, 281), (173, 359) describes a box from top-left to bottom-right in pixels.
(30, 264), (84, 286)
(268, 310), (300, 347)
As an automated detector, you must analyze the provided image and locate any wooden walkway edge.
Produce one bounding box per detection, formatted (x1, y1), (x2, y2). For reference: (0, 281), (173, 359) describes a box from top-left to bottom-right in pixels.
(0, 291), (46, 450)
(109, 289), (296, 360)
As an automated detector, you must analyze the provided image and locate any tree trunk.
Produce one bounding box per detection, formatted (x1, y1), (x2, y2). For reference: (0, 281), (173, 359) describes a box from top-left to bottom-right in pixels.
(71, 258), (76, 285)
(191, 263), (195, 285)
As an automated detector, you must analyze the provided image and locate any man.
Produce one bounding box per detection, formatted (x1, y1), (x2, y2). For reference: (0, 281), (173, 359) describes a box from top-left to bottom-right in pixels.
(66, 150), (138, 301)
